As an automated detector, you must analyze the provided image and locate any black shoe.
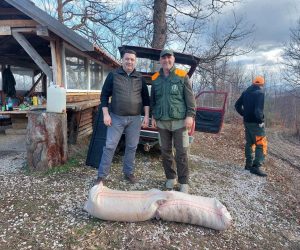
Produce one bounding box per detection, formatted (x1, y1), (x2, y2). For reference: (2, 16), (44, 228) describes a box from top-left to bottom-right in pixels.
(125, 174), (137, 184)
(94, 177), (105, 186)
(245, 165), (252, 170)
(250, 166), (267, 177)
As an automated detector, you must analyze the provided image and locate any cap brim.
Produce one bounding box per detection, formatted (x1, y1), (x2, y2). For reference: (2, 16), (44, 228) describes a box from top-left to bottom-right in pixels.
(160, 53), (173, 57)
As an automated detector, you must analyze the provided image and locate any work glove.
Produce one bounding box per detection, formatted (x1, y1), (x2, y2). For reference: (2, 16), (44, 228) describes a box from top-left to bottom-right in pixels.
(258, 123), (265, 128)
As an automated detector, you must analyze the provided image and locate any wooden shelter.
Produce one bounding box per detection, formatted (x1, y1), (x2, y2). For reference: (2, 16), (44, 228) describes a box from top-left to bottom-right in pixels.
(0, 0), (119, 143)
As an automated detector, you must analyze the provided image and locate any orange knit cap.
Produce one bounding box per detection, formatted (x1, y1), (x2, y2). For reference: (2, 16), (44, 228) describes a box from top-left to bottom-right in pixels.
(252, 76), (265, 85)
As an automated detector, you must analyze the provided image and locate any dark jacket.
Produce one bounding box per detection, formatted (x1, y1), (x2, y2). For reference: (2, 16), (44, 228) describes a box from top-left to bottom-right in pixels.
(2, 66), (16, 97)
(100, 67), (150, 116)
(235, 84), (265, 124)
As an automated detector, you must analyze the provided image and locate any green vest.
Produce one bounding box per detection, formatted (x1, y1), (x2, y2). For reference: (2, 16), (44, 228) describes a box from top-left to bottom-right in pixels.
(152, 67), (187, 120)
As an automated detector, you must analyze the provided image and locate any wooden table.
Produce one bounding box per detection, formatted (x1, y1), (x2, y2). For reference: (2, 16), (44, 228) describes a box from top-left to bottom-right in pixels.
(0, 100), (100, 142)
(0, 110), (29, 115)
(0, 110), (28, 134)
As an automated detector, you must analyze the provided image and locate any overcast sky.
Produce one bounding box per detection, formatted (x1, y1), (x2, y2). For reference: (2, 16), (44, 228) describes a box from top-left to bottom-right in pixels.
(33, 0), (299, 79)
(222, 0), (300, 76)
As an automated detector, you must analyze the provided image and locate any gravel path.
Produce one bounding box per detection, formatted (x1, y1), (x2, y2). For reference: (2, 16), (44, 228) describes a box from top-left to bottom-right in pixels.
(0, 133), (26, 174)
(0, 124), (299, 249)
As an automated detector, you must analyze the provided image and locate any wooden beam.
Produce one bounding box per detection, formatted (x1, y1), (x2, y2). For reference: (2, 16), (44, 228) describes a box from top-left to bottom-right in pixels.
(11, 27), (36, 33)
(0, 54), (52, 63)
(0, 56), (38, 69)
(0, 51), (52, 61)
(36, 25), (49, 37)
(0, 8), (23, 15)
(0, 26), (11, 35)
(25, 73), (44, 97)
(0, 20), (37, 27)
(66, 99), (100, 111)
(66, 93), (100, 103)
(12, 31), (53, 81)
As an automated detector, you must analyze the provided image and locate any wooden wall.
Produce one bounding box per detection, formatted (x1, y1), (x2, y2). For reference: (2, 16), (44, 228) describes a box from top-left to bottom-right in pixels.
(66, 92), (100, 144)
(67, 92), (100, 103)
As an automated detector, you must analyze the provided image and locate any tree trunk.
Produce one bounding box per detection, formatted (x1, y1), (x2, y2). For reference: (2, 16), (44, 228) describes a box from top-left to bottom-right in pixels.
(57, 0), (64, 23)
(26, 111), (68, 171)
(151, 0), (167, 49)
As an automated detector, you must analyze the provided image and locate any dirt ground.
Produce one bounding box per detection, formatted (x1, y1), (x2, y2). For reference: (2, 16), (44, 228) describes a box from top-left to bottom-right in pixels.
(0, 122), (299, 250)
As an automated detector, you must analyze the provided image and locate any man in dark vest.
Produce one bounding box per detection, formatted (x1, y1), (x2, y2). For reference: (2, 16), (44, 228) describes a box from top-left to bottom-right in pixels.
(151, 49), (196, 193)
(235, 76), (268, 177)
(96, 49), (150, 184)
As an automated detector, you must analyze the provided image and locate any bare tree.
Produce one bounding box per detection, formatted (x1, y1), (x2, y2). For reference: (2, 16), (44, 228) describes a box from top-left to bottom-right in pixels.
(36, 0), (253, 67)
(194, 14), (253, 93)
(34, 0), (134, 56)
(149, 0), (253, 89)
(282, 19), (300, 93)
(166, 0), (240, 51)
(149, 0), (252, 50)
(151, 0), (168, 49)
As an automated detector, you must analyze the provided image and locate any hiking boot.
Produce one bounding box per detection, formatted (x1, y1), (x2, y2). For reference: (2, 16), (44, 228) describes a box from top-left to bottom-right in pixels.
(179, 184), (189, 193)
(125, 174), (137, 184)
(245, 165), (252, 170)
(250, 166), (267, 177)
(165, 179), (177, 189)
(94, 177), (105, 186)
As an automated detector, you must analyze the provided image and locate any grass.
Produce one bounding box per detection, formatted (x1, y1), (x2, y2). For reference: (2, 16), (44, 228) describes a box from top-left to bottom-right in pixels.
(44, 158), (80, 176)
(21, 161), (32, 176)
(21, 157), (81, 176)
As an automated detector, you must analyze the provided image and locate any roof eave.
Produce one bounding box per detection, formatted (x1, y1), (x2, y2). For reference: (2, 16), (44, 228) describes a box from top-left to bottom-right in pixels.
(5, 0), (94, 52)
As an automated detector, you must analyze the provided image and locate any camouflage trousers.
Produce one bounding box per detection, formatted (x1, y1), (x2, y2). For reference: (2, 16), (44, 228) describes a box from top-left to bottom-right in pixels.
(244, 122), (268, 168)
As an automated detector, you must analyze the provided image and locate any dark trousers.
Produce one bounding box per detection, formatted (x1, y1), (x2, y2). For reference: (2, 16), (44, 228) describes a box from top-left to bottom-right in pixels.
(244, 122), (267, 168)
(158, 127), (189, 184)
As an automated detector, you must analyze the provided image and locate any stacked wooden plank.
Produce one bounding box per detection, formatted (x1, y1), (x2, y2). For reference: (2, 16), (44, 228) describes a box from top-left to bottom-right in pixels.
(66, 93), (100, 144)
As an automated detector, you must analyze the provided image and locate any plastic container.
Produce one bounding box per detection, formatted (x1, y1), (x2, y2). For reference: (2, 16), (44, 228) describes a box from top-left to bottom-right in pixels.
(32, 96), (38, 106)
(7, 97), (13, 111)
(46, 84), (66, 113)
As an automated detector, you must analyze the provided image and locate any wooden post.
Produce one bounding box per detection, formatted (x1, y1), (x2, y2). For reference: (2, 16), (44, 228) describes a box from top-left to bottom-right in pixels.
(42, 73), (47, 96)
(50, 38), (64, 86)
(26, 110), (68, 170)
(1, 64), (6, 106)
(56, 40), (64, 87)
(50, 40), (57, 85)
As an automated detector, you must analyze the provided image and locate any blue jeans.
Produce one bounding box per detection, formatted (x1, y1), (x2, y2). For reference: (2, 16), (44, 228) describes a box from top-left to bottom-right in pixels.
(98, 113), (141, 178)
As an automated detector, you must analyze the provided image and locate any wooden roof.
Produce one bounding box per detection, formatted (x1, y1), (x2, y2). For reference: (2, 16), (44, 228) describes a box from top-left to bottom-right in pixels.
(3, 0), (93, 51)
(1, 0), (119, 67)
